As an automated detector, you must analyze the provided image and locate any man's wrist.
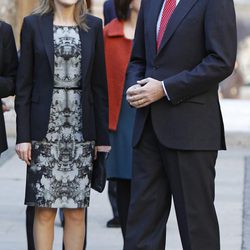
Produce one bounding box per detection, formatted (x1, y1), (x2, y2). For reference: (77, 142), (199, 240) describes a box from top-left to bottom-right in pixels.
(161, 81), (171, 100)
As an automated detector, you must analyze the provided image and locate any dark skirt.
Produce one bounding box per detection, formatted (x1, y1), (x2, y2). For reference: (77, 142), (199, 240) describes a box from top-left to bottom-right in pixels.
(106, 94), (135, 180)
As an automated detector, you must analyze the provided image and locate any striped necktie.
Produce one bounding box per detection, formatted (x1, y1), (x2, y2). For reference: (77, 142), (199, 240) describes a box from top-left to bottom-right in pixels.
(157, 0), (176, 50)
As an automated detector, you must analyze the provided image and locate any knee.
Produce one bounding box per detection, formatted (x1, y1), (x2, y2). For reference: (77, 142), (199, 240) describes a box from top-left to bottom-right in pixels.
(35, 208), (57, 224)
(63, 208), (85, 225)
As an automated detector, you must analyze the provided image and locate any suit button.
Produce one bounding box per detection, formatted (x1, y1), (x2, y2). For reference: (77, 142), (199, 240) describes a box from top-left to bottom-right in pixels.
(153, 65), (159, 70)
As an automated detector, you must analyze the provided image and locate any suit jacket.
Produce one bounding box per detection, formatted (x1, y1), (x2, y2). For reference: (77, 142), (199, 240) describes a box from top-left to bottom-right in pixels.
(126, 0), (237, 150)
(103, 0), (116, 26)
(15, 13), (109, 146)
(0, 21), (18, 154)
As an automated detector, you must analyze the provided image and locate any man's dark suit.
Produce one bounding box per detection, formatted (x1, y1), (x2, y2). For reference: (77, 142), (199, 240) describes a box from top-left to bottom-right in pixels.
(0, 21), (18, 155)
(124, 0), (237, 249)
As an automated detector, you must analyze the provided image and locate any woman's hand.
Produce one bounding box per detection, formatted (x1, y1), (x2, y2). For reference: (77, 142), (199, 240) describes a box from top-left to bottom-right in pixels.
(94, 146), (111, 160)
(16, 143), (32, 165)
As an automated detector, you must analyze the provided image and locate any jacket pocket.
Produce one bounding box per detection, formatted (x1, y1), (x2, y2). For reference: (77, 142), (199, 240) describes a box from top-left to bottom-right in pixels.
(184, 95), (206, 105)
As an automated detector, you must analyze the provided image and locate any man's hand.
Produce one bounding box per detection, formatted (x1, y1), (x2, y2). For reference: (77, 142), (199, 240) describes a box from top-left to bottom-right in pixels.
(16, 143), (32, 165)
(126, 78), (165, 108)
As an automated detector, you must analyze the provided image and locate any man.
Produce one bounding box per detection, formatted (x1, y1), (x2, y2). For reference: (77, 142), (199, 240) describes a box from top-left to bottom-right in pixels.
(125, 0), (237, 249)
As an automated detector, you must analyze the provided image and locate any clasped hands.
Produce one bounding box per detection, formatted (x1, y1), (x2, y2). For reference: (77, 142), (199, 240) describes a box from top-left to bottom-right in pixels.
(126, 78), (165, 108)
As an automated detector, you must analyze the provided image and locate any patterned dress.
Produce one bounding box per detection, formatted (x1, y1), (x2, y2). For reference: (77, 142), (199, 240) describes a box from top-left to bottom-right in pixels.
(25, 26), (94, 208)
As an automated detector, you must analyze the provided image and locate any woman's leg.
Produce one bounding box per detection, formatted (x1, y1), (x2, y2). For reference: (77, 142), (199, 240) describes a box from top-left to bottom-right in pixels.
(117, 179), (131, 240)
(33, 207), (57, 250)
(63, 208), (85, 250)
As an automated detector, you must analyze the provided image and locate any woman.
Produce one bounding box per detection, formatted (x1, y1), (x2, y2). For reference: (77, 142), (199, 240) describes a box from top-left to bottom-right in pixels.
(104, 0), (141, 244)
(15, 1), (109, 249)
(0, 21), (18, 156)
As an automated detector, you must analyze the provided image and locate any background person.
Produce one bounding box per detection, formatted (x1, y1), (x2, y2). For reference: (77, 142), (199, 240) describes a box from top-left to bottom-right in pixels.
(0, 20), (18, 156)
(103, 0), (120, 229)
(15, 0), (109, 249)
(104, 0), (141, 245)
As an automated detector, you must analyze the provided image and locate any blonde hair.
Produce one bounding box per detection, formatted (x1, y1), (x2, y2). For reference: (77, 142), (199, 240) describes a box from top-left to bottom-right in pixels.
(33, 0), (88, 30)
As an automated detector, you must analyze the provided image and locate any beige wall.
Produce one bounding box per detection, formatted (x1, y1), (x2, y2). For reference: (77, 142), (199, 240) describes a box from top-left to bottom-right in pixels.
(92, 0), (105, 18)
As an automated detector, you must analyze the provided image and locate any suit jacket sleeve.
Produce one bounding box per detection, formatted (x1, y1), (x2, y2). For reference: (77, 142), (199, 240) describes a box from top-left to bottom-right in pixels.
(163, 0), (237, 105)
(125, 0), (146, 89)
(103, 0), (116, 26)
(103, 1), (110, 26)
(15, 18), (34, 144)
(0, 24), (18, 98)
(91, 20), (110, 146)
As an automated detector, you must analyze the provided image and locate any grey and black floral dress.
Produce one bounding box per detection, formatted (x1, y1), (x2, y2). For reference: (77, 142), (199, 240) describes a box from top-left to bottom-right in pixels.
(25, 25), (94, 208)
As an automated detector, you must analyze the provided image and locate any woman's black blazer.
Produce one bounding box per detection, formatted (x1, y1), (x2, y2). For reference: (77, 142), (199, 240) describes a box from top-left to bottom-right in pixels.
(15, 13), (109, 146)
(0, 21), (18, 154)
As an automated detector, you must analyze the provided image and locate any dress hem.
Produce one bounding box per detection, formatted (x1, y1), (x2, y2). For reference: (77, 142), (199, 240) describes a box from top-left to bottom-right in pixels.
(25, 202), (89, 209)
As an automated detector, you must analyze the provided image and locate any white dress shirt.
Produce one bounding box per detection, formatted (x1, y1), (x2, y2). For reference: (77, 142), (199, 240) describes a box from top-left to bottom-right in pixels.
(156, 0), (181, 100)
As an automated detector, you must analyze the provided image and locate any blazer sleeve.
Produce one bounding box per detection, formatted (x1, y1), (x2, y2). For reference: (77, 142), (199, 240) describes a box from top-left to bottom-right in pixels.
(163, 0), (237, 105)
(91, 20), (110, 146)
(103, 0), (116, 26)
(0, 24), (18, 98)
(125, 0), (146, 89)
(15, 18), (34, 144)
(103, 1), (110, 26)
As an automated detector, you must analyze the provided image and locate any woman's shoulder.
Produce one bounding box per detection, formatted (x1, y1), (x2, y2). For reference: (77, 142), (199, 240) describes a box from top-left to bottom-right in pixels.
(22, 13), (52, 29)
(22, 13), (43, 25)
(104, 19), (124, 38)
(104, 19), (122, 31)
(85, 14), (103, 28)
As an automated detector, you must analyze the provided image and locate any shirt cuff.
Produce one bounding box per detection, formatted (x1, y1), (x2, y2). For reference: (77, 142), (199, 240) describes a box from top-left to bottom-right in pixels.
(161, 81), (170, 101)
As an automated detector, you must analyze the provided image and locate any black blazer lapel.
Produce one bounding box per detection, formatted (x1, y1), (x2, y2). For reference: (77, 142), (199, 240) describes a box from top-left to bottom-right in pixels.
(147, 0), (165, 56)
(39, 13), (54, 74)
(158, 0), (199, 53)
(79, 27), (92, 88)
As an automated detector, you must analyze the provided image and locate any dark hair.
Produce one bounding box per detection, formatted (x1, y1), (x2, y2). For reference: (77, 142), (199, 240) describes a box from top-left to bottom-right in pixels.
(114, 0), (132, 21)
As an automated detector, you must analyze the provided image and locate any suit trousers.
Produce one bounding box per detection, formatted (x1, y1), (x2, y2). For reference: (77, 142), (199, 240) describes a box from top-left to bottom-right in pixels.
(124, 116), (220, 250)
(117, 179), (131, 241)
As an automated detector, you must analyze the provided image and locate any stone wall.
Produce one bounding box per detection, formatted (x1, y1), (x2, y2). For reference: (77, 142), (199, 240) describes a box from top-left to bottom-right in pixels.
(0, 0), (38, 46)
(0, 0), (17, 27)
(92, 0), (105, 18)
(0, 0), (103, 45)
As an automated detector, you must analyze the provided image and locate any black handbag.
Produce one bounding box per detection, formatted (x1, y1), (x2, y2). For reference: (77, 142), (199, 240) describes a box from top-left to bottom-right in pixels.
(91, 152), (109, 193)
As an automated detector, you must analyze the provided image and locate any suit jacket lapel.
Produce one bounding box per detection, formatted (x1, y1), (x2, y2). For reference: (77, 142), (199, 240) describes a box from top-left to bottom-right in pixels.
(158, 0), (199, 53)
(148, 0), (165, 56)
(39, 13), (54, 74)
(79, 27), (92, 88)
